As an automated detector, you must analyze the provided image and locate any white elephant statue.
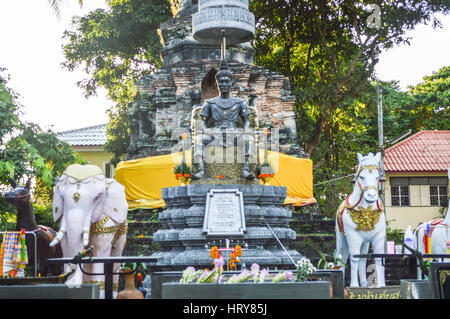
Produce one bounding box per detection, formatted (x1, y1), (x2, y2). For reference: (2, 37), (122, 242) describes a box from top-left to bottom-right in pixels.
(50, 164), (128, 298)
(413, 166), (449, 258)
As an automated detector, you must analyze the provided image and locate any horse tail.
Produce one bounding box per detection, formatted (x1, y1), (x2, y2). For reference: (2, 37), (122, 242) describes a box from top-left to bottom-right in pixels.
(335, 206), (349, 264)
(335, 226), (349, 263)
(335, 200), (349, 263)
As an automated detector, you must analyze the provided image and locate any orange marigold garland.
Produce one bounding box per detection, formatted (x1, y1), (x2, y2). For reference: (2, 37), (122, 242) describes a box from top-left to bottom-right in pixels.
(229, 253), (236, 270)
(234, 245), (242, 257)
(210, 246), (219, 259)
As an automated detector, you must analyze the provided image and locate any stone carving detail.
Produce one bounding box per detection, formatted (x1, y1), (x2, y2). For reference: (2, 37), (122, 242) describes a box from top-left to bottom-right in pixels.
(199, 0), (249, 10)
(127, 60), (304, 159)
(192, 0), (255, 45)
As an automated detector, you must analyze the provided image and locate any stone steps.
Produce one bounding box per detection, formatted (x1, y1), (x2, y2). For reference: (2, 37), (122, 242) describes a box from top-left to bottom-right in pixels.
(124, 209), (162, 256)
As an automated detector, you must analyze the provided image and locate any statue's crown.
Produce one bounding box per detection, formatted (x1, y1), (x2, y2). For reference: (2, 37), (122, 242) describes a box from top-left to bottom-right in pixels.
(215, 61), (233, 81)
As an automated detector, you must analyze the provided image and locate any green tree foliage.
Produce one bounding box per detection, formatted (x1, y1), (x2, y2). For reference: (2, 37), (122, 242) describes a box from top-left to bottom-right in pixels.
(251, 0), (448, 158)
(250, 0), (449, 215)
(62, 0), (171, 100)
(62, 0), (174, 163)
(407, 65), (450, 130)
(372, 66), (449, 148)
(0, 69), (83, 228)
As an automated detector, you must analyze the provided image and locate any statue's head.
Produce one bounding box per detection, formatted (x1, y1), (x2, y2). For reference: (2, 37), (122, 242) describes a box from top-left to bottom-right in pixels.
(215, 62), (233, 95)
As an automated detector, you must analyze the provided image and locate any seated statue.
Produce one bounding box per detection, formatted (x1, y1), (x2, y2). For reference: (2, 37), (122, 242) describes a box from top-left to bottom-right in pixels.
(191, 62), (256, 180)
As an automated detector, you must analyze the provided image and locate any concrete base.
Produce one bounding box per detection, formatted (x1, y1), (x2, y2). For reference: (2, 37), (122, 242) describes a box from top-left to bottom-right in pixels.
(400, 279), (432, 299)
(162, 281), (330, 299)
(151, 270), (341, 299)
(0, 283), (100, 299)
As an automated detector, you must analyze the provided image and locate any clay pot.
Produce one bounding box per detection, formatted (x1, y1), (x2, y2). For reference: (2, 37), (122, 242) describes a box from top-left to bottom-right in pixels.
(117, 272), (144, 299)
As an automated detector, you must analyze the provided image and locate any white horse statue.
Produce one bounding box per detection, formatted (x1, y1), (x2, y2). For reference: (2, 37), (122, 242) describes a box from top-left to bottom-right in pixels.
(413, 166), (449, 257)
(335, 152), (386, 287)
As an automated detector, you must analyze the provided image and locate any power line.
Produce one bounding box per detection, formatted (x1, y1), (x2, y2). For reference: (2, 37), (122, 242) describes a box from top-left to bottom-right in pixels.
(313, 173), (354, 187)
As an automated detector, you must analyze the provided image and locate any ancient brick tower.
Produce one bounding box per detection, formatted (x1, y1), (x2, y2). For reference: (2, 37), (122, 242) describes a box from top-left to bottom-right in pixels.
(127, 1), (304, 159)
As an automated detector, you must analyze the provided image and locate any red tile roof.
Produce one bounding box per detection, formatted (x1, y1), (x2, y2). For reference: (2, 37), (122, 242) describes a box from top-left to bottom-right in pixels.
(384, 130), (450, 173)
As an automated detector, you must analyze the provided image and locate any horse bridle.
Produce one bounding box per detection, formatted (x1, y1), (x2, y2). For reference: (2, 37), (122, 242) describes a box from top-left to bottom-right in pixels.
(348, 165), (382, 209)
(9, 188), (31, 205)
(355, 165), (381, 192)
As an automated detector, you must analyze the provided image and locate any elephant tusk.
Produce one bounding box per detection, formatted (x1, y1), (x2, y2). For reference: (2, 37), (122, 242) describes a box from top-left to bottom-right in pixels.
(49, 228), (65, 247)
(83, 227), (90, 247)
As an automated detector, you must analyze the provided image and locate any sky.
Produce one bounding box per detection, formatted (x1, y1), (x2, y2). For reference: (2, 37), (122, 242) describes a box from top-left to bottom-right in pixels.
(0, 1), (449, 133)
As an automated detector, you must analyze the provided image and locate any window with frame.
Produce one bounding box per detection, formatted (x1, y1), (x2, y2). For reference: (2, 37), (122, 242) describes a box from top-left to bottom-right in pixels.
(390, 177), (410, 206)
(391, 185), (410, 206)
(430, 185), (448, 206)
(429, 177), (448, 206)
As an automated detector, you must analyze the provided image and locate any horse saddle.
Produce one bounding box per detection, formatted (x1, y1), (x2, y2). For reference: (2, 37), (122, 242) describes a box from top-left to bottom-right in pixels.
(36, 225), (58, 256)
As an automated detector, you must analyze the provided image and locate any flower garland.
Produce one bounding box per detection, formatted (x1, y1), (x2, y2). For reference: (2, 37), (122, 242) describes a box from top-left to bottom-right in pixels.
(210, 246), (219, 260)
(0, 230), (28, 278)
(234, 245), (242, 257)
(229, 245), (242, 270)
(0, 233), (6, 277)
(229, 253), (237, 270)
(19, 229), (26, 271)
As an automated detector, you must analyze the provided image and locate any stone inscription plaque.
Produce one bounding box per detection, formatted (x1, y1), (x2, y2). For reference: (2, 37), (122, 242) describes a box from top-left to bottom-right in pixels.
(203, 189), (246, 236)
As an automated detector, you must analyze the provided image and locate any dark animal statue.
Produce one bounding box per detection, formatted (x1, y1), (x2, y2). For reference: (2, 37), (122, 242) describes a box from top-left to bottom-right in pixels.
(4, 179), (63, 276)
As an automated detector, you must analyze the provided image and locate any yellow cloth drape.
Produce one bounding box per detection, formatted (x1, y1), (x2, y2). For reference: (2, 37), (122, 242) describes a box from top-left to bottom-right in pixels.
(115, 150), (316, 210)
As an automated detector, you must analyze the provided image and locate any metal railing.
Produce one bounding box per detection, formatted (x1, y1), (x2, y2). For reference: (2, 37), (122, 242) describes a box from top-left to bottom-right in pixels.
(48, 255), (157, 299)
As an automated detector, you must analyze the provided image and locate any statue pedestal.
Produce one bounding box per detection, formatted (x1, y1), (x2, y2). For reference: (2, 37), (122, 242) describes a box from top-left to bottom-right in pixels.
(150, 184), (301, 270)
